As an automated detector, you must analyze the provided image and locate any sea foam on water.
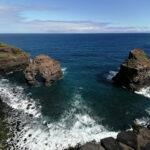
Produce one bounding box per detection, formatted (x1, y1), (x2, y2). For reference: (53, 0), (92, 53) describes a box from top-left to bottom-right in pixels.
(0, 78), (117, 150)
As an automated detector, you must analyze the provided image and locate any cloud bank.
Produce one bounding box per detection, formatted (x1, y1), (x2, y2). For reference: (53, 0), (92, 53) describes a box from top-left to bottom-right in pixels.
(0, 3), (150, 33)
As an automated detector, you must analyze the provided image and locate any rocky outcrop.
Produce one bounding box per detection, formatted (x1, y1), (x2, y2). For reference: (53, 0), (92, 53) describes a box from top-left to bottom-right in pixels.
(24, 55), (63, 87)
(113, 49), (150, 91)
(66, 125), (150, 150)
(0, 42), (30, 74)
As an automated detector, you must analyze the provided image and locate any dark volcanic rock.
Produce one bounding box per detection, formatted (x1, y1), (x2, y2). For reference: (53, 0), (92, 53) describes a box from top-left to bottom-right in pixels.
(0, 42), (30, 74)
(65, 142), (105, 150)
(137, 128), (150, 150)
(101, 137), (123, 150)
(141, 143), (150, 150)
(117, 131), (137, 149)
(80, 142), (105, 150)
(113, 49), (150, 91)
(24, 55), (63, 87)
(119, 142), (134, 150)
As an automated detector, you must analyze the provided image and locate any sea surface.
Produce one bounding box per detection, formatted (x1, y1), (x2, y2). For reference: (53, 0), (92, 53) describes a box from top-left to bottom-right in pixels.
(0, 33), (150, 150)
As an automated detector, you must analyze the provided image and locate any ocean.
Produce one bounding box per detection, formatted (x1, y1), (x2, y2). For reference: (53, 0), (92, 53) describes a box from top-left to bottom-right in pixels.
(0, 33), (150, 150)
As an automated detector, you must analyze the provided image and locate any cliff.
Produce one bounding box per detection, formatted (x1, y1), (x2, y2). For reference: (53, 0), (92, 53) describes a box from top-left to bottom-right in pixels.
(113, 49), (150, 91)
(0, 42), (30, 74)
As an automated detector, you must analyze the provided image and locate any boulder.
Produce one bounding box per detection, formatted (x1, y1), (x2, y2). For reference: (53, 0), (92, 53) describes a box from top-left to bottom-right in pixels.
(113, 49), (150, 91)
(65, 142), (105, 150)
(101, 137), (123, 150)
(137, 128), (150, 150)
(80, 142), (105, 150)
(24, 55), (63, 87)
(117, 131), (137, 149)
(0, 42), (30, 74)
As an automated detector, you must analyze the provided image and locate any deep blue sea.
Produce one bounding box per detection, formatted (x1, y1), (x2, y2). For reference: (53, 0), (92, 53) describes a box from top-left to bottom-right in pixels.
(0, 34), (150, 150)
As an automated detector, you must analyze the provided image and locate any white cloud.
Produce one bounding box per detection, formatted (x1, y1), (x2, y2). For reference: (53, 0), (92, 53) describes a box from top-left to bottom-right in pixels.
(0, 3), (150, 33)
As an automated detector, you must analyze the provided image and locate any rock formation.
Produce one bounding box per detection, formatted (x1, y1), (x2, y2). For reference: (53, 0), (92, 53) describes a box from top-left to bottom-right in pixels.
(66, 125), (150, 150)
(113, 49), (150, 91)
(24, 55), (63, 87)
(0, 42), (30, 74)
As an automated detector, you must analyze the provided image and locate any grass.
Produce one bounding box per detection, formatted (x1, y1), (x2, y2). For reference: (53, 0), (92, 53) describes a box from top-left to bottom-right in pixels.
(123, 50), (150, 67)
(0, 53), (9, 59)
(0, 42), (30, 61)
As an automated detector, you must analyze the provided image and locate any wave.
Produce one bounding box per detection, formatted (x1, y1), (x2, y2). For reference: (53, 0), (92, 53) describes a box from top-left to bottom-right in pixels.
(106, 70), (118, 80)
(134, 117), (150, 126)
(0, 78), (41, 118)
(135, 87), (150, 98)
(62, 67), (67, 75)
(0, 77), (117, 150)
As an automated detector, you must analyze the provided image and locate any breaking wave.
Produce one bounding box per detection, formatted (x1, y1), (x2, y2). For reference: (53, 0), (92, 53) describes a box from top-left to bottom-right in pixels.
(0, 77), (117, 150)
(135, 87), (150, 98)
(106, 70), (118, 80)
(62, 67), (67, 75)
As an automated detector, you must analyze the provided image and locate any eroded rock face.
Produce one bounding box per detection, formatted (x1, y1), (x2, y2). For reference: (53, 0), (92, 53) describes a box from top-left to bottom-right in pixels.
(0, 42), (30, 74)
(24, 55), (63, 87)
(113, 49), (150, 91)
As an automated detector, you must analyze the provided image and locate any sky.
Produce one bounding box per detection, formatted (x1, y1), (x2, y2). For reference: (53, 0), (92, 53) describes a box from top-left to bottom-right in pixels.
(0, 0), (150, 33)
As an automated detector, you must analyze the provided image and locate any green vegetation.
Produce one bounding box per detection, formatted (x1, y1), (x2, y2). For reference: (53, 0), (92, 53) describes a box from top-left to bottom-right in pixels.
(0, 42), (7, 47)
(123, 49), (150, 67)
(0, 53), (9, 59)
(0, 41), (29, 61)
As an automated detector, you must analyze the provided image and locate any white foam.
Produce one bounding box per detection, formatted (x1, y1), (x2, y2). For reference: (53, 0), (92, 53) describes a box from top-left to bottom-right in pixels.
(1, 78), (9, 82)
(0, 80), (41, 118)
(14, 93), (117, 150)
(0, 79), (117, 150)
(62, 67), (67, 75)
(30, 58), (33, 62)
(107, 70), (118, 80)
(135, 87), (150, 98)
(134, 117), (150, 126)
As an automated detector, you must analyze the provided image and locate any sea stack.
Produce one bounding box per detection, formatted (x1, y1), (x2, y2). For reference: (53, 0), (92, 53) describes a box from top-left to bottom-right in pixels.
(24, 55), (63, 87)
(113, 49), (150, 91)
(0, 42), (30, 74)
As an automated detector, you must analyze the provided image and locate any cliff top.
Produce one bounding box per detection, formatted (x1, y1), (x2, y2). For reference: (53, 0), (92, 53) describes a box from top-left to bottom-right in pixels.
(0, 42), (29, 61)
(122, 49), (150, 68)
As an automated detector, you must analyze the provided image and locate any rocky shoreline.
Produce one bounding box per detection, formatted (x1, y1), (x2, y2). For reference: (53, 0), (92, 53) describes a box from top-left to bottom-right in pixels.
(0, 42), (150, 149)
(1, 96), (150, 150)
(66, 125), (150, 150)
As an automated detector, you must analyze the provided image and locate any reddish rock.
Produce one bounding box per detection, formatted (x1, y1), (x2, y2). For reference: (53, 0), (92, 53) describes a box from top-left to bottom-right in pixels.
(24, 55), (63, 87)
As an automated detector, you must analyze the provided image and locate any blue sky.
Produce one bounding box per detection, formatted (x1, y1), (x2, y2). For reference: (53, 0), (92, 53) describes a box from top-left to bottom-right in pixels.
(0, 0), (150, 33)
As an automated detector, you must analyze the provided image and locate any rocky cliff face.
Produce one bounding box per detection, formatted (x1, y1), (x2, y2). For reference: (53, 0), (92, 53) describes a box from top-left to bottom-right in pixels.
(0, 42), (30, 74)
(24, 55), (63, 87)
(113, 49), (150, 91)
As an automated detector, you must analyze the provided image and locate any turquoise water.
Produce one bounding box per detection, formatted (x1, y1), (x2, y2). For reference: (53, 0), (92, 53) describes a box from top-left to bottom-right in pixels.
(0, 34), (150, 149)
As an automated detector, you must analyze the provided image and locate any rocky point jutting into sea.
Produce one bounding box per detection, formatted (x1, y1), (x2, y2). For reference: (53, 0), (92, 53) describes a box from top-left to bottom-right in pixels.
(0, 42), (30, 74)
(0, 41), (150, 150)
(113, 49), (150, 91)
